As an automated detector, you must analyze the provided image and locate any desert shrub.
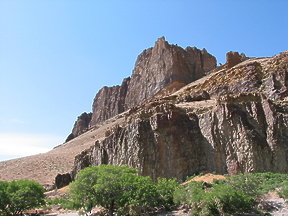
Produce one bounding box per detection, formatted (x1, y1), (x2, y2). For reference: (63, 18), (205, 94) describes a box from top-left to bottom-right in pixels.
(174, 176), (254, 215)
(200, 184), (253, 216)
(227, 173), (262, 198)
(67, 165), (159, 216)
(253, 172), (288, 193)
(156, 177), (179, 210)
(278, 179), (288, 200)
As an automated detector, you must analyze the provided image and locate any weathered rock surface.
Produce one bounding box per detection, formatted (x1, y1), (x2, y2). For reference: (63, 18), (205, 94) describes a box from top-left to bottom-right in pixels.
(89, 77), (130, 127)
(1, 38), (287, 188)
(55, 173), (72, 189)
(226, 51), (247, 68)
(67, 37), (216, 140)
(124, 37), (216, 108)
(71, 51), (288, 181)
(66, 112), (92, 142)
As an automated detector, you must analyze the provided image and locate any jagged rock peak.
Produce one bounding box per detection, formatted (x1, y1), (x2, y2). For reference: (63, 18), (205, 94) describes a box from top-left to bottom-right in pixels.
(226, 51), (248, 68)
(66, 37), (217, 141)
(66, 112), (92, 142)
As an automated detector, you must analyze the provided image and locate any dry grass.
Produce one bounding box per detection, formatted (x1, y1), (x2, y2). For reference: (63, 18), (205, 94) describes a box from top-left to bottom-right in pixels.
(0, 114), (125, 187)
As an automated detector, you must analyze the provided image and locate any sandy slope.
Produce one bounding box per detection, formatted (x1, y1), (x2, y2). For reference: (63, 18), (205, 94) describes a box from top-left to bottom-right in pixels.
(0, 112), (126, 187)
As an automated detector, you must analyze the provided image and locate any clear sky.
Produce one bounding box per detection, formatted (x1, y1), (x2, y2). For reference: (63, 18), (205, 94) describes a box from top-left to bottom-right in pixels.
(0, 0), (287, 162)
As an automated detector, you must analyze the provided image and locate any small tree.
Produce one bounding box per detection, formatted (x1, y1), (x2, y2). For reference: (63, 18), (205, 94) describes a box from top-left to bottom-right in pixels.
(68, 165), (159, 215)
(0, 179), (45, 216)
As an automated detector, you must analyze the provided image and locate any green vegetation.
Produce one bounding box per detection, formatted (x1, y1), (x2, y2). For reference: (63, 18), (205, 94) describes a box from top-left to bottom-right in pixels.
(174, 172), (288, 216)
(0, 179), (45, 216)
(58, 167), (288, 215)
(65, 165), (179, 215)
(174, 180), (254, 216)
(4, 166), (287, 216)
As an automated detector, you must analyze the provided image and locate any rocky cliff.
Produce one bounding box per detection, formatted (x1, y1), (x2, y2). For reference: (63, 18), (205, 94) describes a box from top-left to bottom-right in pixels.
(68, 37), (216, 140)
(71, 50), (288, 182)
(1, 38), (287, 188)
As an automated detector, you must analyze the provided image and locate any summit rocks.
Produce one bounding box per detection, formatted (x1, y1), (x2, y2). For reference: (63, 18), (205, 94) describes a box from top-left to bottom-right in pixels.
(68, 37), (216, 140)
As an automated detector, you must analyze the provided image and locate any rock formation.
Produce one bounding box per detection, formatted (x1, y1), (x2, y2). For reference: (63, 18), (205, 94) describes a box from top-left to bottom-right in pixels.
(1, 38), (287, 188)
(55, 173), (72, 189)
(66, 112), (92, 142)
(67, 37), (216, 140)
(71, 50), (288, 182)
(226, 51), (247, 68)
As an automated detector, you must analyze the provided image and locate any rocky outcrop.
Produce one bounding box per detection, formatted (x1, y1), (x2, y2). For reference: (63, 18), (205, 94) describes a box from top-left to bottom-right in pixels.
(71, 95), (288, 181)
(66, 112), (92, 142)
(89, 78), (130, 127)
(71, 51), (288, 182)
(67, 37), (216, 140)
(1, 39), (287, 188)
(123, 37), (216, 108)
(71, 104), (208, 181)
(226, 51), (247, 68)
(55, 173), (72, 189)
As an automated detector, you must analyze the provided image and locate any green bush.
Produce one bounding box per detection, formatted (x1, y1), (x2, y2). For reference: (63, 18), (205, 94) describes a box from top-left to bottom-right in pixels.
(227, 173), (261, 198)
(174, 177), (254, 215)
(200, 184), (253, 216)
(156, 177), (179, 210)
(173, 172), (288, 215)
(0, 180), (45, 216)
(67, 165), (159, 216)
(253, 172), (288, 193)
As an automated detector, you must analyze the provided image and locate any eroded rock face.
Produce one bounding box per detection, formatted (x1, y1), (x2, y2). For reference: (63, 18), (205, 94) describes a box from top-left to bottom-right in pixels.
(55, 173), (72, 189)
(72, 104), (208, 181)
(71, 51), (288, 181)
(124, 37), (216, 108)
(68, 37), (217, 139)
(226, 51), (247, 68)
(66, 112), (92, 141)
(89, 78), (130, 127)
(71, 95), (288, 181)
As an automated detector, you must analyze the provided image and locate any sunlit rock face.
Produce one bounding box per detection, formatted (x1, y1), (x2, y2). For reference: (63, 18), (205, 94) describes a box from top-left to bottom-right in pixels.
(71, 50), (288, 181)
(68, 37), (216, 140)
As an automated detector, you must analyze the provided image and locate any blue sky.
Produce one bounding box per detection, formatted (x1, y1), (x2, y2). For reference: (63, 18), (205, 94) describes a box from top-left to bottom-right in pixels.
(0, 1), (287, 161)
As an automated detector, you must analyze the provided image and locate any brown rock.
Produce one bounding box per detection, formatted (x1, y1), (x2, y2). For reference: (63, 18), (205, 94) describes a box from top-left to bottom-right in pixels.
(226, 51), (247, 68)
(89, 77), (130, 127)
(124, 37), (216, 108)
(55, 173), (72, 189)
(67, 112), (92, 140)
(70, 37), (217, 138)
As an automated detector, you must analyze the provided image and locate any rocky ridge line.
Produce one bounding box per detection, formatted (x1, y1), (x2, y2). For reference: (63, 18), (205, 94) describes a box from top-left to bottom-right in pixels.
(66, 37), (216, 141)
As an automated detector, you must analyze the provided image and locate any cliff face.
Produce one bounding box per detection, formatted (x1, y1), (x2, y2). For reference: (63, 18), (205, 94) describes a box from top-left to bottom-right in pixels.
(124, 37), (216, 108)
(71, 50), (288, 181)
(1, 38), (287, 188)
(68, 37), (216, 140)
(89, 77), (130, 127)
